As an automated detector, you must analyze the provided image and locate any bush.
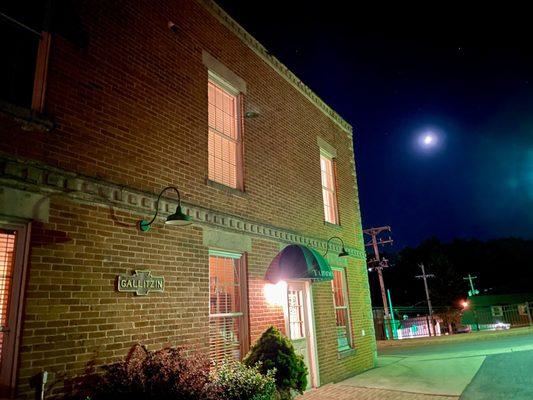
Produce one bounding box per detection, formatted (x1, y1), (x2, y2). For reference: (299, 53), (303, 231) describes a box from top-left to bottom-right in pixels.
(89, 344), (215, 400)
(243, 326), (307, 400)
(209, 360), (276, 400)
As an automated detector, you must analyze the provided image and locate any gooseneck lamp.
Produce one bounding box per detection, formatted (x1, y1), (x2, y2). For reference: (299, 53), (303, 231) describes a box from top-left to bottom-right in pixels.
(323, 236), (349, 258)
(138, 186), (192, 232)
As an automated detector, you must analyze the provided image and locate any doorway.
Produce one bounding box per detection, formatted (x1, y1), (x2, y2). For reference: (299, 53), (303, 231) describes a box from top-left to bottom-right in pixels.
(286, 281), (318, 389)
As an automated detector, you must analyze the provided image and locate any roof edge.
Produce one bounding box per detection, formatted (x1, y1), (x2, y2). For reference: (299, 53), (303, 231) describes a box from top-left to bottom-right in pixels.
(198, 0), (353, 134)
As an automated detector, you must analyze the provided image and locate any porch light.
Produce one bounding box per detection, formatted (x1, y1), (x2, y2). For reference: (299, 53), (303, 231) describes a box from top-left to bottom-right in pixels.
(264, 280), (287, 306)
(324, 236), (349, 258)
(138, 186), (192, 232)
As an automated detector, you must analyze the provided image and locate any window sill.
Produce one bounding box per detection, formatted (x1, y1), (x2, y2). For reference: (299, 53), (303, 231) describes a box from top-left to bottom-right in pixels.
(324, 221), (342, 230)
(0, 100), (54, 132)
(206, 178), (247, 198)
(337, 347), (356, 359)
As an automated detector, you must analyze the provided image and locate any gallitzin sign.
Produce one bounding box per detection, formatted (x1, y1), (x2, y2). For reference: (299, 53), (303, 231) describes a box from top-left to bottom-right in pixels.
(117, 270), (164, 296)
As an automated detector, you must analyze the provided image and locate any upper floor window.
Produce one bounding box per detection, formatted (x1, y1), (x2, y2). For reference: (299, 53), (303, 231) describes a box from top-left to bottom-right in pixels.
(320, 153), (339, 224)
(208, 74), (243, 190)
(1, 3), (51, 112)
(332, 268), (353, 351)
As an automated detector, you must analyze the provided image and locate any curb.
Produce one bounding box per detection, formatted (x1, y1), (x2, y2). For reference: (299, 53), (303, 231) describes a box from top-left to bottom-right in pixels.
(377, 327), (533, 349)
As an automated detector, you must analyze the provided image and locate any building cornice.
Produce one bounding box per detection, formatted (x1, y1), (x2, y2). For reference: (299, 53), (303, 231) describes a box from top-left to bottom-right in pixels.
(0, 156), (366, 260)
(198, 0), (353, 135)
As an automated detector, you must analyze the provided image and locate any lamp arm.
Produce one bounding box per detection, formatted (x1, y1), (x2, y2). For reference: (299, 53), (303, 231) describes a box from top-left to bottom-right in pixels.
(144, 186), (182, 227)
(323, 236), (346, 257)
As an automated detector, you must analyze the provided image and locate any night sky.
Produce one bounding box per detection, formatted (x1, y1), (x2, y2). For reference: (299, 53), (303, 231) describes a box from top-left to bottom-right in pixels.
(216, 2), (533, 248)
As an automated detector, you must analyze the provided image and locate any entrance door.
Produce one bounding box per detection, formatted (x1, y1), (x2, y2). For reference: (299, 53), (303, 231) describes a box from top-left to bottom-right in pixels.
(286, 281), (316, 389)
(0, 221), (30, 397)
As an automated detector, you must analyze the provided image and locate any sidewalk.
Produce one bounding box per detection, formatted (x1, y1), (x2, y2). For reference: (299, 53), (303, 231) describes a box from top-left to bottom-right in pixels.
(299, 328), (533, 400)
(299, 385), (458, 400)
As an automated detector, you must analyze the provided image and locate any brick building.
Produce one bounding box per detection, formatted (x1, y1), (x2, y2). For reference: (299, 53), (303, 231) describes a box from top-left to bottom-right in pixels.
(0, 0), (376, 398)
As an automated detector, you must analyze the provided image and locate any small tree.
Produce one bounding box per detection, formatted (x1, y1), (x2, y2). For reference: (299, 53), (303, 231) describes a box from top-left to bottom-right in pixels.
(243, 326), (307, 400)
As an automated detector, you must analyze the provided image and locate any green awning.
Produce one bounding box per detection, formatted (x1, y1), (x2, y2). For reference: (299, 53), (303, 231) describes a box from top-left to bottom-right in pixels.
(265, 244), (334, 283)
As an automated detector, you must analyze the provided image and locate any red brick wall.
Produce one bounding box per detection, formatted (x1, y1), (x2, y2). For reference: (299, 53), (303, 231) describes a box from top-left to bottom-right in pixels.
(0, 0), (363, 248)
(20, 198), (209, 398)
(0, 0), (374, 397)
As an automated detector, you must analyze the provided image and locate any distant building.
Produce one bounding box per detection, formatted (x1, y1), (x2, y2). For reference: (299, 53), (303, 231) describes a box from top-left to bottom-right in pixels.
(461, 293), (533, 331)
(0, 0), (375, 398)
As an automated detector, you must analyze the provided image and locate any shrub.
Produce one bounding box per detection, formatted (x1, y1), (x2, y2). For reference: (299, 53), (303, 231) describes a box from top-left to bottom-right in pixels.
(89, 344), (215, 400)
(209, 360), (276, 400)
(243, 326), (307, 400)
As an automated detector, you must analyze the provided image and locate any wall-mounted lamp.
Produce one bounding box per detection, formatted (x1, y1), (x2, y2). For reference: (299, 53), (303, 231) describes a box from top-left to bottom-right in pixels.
(323, 236), (349, 258)
(245, 111), (260, 118)
(138, 186), (192, 232)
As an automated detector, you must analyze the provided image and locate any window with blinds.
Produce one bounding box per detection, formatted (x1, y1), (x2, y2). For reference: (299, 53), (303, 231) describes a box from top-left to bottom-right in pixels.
(0, 230), (16, 362)
(209, 252), (247, 364)
(320, 153), (339, 224)
(208, 76), (242, 189)
(332, 268), (353, 351)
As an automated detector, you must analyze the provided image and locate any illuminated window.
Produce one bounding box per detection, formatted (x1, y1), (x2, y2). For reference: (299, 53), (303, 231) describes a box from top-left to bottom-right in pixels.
(208, 75), (242, 189)
(332, 268), (353, 351)
(209, 252), (248, 363)
(0, 230), (16, 357)
(0, 224), (30, 394)
(321, 153), (339, 224)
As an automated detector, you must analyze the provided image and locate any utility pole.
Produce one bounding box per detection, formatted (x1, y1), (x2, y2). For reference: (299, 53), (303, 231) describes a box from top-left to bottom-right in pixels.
(463, 274), (479, 296)
(363, 226), (393, 318)
(415, 263), (435, 316)
(415, 263), (435, 335)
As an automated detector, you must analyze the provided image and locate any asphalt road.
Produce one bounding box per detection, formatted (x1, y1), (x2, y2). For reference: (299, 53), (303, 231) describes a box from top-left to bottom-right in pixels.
(460, 349), (533, 400)
(338, 330), (533, 399)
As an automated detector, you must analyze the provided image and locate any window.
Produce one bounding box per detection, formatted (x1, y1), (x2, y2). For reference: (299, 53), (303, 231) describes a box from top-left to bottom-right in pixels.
(1, 3), (51, 111)
(332, 268), (353, 351)
(209, 252), (248, 363)
(208, 74), (243, 189)
(0, 230), (16, 355)
(491, 306), (503, 317)
(320, 153), (339, 224)
(0, 222), (30, 397)
(288, 287), (305, 340)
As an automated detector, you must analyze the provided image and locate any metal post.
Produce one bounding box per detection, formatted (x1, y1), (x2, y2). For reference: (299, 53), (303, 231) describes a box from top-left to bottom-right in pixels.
(526, 302), (533, 326)
(387, 289), (396, 339)
(473, 309), (480, 331)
